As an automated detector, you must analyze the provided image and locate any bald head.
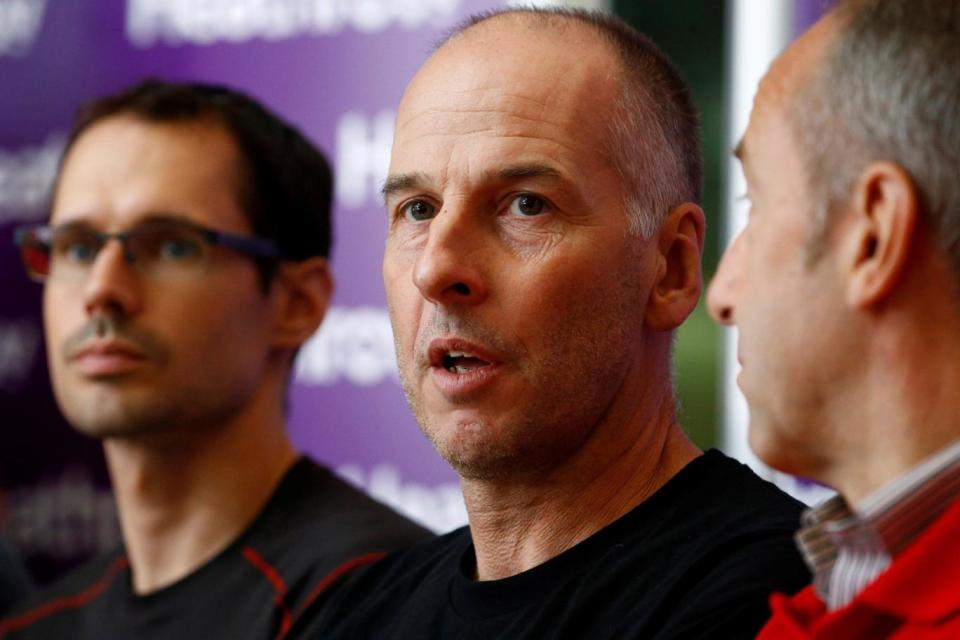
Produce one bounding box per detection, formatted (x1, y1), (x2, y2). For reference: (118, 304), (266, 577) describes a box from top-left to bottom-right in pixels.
(784, 0), (960, 275)
(405, 8), (701, 238)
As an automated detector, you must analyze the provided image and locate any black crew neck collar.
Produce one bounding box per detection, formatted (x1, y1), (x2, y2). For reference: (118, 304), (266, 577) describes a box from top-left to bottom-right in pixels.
(449, 450), (722, 619)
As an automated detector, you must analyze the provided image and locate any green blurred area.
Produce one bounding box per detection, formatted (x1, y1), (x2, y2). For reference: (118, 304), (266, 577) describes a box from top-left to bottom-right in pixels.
(614, 0), (728, 449)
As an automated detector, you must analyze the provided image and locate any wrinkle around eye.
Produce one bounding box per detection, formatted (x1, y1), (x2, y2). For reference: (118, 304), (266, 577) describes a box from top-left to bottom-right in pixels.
(498, 218), (565, 261)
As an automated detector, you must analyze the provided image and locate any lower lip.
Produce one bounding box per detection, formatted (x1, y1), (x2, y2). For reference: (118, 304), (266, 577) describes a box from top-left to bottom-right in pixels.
(73, 353), (147, 377)
(429, 363), (502, 398)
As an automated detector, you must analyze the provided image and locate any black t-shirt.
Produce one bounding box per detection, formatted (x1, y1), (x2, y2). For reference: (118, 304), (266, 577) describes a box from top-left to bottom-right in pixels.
(0, 538), (33, 617)
(294, 450), (811, 639)
(0, 457), (430, 640)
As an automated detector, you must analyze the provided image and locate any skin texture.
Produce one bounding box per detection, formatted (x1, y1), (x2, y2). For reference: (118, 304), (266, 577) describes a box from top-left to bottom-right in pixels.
(384, 15), (705, 579)
(708, 13), (960, 504)
(45, 114), (330, 592)
(49, 116), (275, 438)
(707, 17), (857, 482)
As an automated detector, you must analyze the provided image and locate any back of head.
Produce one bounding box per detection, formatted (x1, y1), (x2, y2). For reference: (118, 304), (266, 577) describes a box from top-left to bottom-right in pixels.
(60, 79), (333, 269)
(443, 9), (701, 238)
(794, 0), (960, 279)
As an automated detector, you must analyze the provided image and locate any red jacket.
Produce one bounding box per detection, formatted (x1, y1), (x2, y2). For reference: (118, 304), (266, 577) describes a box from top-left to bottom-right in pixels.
(757, 497), (960, 639)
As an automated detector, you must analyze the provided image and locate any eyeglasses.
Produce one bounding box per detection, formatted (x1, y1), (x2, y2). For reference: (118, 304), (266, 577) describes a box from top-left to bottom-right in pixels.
(13, 219), (280, 282)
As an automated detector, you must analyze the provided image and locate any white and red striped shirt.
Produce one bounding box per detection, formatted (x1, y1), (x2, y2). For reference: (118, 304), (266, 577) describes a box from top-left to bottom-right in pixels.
(796, 438), (960, 611)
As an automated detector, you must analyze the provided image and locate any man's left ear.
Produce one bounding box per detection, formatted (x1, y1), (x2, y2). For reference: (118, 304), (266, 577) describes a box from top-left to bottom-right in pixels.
(842, 162), (918, 308)
(645, 202), (705, 332)
(271, 257), (333, 349)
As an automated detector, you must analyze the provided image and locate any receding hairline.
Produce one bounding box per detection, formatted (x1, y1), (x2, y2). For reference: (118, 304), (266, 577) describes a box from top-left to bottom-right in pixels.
(434, 8), (622, 69)
(416, 6), (703, 231)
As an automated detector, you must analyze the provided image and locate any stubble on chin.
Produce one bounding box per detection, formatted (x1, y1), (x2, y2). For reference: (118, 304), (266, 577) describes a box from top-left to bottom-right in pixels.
(392, 308), (533, 480)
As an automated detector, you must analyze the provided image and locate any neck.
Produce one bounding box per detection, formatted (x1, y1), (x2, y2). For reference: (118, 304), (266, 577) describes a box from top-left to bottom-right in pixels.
(462, 381), (700, 581)
(833, 332), (960, 506)
(827, 257), (960, 505)
(103, 398), (296, 594)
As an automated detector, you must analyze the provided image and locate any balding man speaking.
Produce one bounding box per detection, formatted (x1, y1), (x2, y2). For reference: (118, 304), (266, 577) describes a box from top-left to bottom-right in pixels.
(297, 8), (809, 639)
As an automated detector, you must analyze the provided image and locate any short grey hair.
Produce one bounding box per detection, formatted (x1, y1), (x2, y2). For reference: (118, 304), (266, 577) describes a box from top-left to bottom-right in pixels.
(792, 0), (960, 274)
(441, 8), (702, 238)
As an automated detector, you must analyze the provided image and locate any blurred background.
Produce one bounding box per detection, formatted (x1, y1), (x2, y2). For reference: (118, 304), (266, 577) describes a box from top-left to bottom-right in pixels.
(0, 0), (830, 587)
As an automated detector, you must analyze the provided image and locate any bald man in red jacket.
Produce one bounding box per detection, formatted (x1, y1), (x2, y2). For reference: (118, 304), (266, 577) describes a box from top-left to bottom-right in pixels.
(708, 0), (960, 637)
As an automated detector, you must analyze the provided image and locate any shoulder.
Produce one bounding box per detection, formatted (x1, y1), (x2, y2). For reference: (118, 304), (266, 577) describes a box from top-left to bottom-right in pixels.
(247, 457), (431, 558)
(645, 449), (808, 581)
(662, 449), (806, 533)
(286, 526), (471, 637)
(608, 450), (810, 638)
(237, 458), (433, 628)
(331, 525), (469, 597)
(0, 549), (128, 638)
(0, 537), (34, 616)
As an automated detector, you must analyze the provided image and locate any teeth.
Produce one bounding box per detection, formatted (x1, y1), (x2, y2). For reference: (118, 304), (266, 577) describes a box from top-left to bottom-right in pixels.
(442, 350), (482, 373)
(447, 364), (476, 374)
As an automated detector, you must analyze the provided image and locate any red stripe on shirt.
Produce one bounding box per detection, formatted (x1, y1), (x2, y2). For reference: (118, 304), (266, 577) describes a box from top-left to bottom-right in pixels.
(242, 546), (293, 637)
(275, 551), (386, 640)
(0, 555), (130, 634)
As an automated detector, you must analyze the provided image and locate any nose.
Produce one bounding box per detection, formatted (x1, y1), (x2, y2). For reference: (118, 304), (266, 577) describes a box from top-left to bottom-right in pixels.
(412, 206), (489, 308)
(707, 231), (744, 326)
(82, 239), (143, 318)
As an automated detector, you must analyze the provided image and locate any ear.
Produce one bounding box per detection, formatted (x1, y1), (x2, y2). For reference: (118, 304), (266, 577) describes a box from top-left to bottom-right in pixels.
(645, 202), (705, 332)
(271, 257), (333, 351)
(842, 162), (918, 309)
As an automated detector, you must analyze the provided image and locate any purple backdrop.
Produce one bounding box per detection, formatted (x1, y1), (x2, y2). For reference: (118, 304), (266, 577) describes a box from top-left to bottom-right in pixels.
(1, 0), (833, 585)
(0, 0), (510, 584)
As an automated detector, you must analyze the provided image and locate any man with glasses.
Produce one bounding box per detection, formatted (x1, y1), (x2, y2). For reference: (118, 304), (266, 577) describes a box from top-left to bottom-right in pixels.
(0, 79), (427, 639)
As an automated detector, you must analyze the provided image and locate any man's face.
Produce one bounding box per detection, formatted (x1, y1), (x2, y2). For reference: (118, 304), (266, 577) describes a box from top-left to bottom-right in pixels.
(707, 21), (854, 475)
(383, 22), (662, 480)
(45, 114), (276, 440)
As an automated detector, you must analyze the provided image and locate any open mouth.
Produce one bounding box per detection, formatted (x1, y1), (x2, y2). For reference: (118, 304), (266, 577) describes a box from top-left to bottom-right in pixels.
(441, 351), (491, 373)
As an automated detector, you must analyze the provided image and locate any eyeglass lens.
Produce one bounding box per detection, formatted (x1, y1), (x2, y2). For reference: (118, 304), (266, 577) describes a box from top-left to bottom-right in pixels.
(21, 224), (211, 281)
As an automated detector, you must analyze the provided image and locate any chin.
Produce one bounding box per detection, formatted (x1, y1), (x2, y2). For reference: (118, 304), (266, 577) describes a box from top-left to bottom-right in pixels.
(442, 447), (518, 481)
(59, 395), (169, 441)
(748, 419), (811, 478)
(421, 417), (518, 481)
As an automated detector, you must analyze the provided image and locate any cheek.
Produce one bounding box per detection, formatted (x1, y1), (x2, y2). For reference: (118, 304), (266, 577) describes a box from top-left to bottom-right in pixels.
(164, 286), (270, 357)
(42, 285), (80, 365)
(383, 253), (419, 343)
(517, 251), (643, 342)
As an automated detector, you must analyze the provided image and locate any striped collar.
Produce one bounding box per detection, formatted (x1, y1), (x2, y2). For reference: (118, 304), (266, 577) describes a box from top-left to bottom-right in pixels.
(795, 438), (960, 610)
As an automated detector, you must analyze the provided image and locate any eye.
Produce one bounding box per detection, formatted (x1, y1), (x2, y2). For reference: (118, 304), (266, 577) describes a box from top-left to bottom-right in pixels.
(136, 227), (205, 263)
(158, 238), (202, 260)
(400, 199), (437, 222)
(507, 194), (547, 217)
(55, 233), (100, 264)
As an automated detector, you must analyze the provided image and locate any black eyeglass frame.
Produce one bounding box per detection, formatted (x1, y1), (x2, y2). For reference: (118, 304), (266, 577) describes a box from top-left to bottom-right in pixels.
(12, 219), (281, 281)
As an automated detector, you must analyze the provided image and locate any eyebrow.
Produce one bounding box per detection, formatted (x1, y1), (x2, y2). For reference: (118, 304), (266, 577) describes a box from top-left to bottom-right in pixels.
(51, 211), (197, 231)
(381, 173), (428, 201)
(381, 164), (565, 202)
(496, 163), (564, 182)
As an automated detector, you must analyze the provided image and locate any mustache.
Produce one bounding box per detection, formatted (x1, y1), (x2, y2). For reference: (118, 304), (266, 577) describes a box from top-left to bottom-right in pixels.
(414, 310), (520, 361)
(61, 314), (171, 364)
